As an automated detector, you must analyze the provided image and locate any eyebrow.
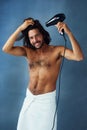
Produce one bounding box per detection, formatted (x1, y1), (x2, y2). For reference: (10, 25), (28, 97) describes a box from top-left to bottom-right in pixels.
(29, 32), (41, 38)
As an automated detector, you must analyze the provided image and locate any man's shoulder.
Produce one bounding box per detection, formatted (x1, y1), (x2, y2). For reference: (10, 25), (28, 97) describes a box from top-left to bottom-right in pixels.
(49, 44), (63, 50)
(23, 46), (34, 51)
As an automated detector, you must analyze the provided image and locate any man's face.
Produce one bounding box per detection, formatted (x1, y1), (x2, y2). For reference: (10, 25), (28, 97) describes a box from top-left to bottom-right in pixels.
(28, 28), (44, 49)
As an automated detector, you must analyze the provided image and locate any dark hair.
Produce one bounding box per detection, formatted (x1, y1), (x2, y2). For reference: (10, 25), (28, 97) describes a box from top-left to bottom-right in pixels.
(22, 18), (51, 48)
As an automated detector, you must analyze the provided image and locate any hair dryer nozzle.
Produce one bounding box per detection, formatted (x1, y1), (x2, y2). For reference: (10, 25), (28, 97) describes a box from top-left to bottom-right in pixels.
(45, 13), (66, 27)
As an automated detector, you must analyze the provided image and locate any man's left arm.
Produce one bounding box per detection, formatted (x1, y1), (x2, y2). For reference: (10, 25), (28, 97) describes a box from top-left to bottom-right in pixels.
(56, 22), (84, 61)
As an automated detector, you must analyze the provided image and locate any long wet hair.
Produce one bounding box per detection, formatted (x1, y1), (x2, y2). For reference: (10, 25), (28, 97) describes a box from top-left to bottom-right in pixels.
(22, 18), (51, 49)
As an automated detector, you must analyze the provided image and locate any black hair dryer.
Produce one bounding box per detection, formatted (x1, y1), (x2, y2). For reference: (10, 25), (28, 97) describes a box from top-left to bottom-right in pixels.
(45, 13), (66, 27)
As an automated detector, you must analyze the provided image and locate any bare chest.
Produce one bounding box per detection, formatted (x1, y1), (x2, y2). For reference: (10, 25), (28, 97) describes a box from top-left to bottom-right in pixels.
(28, 54), (52, 69)
(25, 47), (61, 70)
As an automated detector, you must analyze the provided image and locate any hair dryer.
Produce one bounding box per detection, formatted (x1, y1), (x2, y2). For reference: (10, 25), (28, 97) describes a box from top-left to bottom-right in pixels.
(45, 13), (66, 27)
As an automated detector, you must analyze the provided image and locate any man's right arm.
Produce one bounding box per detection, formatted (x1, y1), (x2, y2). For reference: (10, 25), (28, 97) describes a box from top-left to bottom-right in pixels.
(2, 19), (34, 56)
(2, 27), (27, 56)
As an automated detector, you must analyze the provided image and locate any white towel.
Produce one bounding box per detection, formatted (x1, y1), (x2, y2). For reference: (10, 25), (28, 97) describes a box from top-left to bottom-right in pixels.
(17, 89), (57, 130)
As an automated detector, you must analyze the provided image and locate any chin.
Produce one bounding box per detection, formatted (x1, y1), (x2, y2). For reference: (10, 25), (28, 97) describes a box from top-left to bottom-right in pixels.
(35, 44), (43, 49)
(35, 46), (41, 49)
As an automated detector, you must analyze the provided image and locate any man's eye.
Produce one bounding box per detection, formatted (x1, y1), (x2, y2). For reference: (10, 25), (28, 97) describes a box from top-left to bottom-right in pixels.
(30, 37), (33, 40)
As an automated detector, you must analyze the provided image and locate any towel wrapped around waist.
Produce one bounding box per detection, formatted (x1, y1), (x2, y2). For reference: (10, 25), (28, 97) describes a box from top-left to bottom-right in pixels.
(17, 88), (57, 130)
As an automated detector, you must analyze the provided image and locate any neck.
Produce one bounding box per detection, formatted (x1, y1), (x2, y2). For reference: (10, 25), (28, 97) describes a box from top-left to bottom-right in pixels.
(36, 43), (48, 53)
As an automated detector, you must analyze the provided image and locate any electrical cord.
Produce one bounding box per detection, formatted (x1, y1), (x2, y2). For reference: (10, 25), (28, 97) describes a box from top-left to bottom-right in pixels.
(51, 32), (67, 130)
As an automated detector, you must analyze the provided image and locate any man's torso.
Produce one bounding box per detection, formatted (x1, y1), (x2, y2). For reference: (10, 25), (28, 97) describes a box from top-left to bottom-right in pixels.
(24, 45), (62, 95)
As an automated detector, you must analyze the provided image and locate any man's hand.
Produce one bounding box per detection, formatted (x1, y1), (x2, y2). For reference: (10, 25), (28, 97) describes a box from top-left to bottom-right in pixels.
(55, 22), (71, 35)
(19, 19), (34, 32)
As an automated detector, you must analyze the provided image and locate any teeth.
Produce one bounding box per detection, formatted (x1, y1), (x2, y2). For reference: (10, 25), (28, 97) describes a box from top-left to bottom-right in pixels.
(36, 43), (39, 45)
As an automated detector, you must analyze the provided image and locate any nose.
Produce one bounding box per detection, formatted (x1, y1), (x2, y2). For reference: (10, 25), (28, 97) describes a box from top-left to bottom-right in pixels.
(33, 36), (37, 43)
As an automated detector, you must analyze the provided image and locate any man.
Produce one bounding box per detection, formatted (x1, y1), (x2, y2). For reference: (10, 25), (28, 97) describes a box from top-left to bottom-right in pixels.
(2, 18), (84, 130)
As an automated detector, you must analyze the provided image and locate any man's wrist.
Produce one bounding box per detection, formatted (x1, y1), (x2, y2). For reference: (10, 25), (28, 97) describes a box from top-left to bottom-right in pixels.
(17, 26), (23, 33)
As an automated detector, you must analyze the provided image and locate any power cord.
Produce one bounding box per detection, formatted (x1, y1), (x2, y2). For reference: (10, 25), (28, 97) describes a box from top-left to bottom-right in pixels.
(51, 32), (67, 130)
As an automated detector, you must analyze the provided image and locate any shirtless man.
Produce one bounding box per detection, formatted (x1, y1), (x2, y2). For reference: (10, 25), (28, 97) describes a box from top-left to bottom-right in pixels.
(2, 18), (84, 130)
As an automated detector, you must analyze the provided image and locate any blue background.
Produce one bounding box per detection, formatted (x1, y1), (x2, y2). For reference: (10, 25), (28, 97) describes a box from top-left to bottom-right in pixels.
(0, 0), (87, 130)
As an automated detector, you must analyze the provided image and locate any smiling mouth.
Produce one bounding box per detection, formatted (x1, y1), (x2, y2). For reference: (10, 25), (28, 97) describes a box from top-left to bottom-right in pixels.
(35, 42), (40, 45)
(34, 42), (41, 46)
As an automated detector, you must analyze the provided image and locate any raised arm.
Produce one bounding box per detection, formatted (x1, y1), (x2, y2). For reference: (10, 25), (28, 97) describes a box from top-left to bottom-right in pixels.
(2, 19), (34, 56)
(56, 22), (84, 61)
